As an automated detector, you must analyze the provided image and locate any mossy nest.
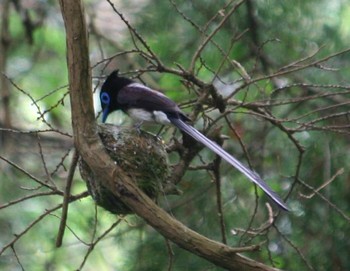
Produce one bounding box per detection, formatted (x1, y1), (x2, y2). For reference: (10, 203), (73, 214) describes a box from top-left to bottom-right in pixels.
(79, 124), (169, 215)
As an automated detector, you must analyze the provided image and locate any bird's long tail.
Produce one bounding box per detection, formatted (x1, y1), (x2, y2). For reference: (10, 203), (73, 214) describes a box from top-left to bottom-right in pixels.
(170, 118), (288, 211)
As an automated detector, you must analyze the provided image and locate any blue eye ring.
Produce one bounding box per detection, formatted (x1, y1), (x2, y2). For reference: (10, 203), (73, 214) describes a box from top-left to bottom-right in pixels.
(100, 92), (110, 105)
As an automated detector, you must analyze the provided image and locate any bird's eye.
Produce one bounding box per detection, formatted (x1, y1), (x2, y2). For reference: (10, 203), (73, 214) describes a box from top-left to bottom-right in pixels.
(100, 92), (110, 105)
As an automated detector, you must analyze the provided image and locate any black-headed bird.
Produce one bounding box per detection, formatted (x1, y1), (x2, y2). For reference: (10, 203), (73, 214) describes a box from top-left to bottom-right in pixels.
(100, 70), (288, 211)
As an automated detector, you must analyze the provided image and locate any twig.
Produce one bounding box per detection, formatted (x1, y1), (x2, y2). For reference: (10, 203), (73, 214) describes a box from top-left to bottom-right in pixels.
(36, 133), (56, 187)
(0, 205), (62, 255)
(165, 238), (175, 271)
(33, 84), (68, 103)
(50, 148), (72, 177)
(77, 219), (122, 270)
(2, 73), (70, 136)
(10, 245), (25, 271)
(0, 155), (57, 190)
(212, 154), (227, 244)
(56, 149), (79, 247)
(106, 0), (162, 66)
(189, 0), (246, 73)
(297, 177), (350, 223)
(0, 191), (61, 209)
(227, 47), (350, 99)
(299, 168), (344, 199)
(274, 225), (315, 271)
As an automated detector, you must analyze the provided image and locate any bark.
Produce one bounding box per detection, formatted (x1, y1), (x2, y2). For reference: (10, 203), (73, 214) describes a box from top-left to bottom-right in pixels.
(58, 1), (282, 270)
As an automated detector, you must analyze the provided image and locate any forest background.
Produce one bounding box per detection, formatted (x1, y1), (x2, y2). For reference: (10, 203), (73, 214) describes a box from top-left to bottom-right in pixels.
(0, 0), (349, 270)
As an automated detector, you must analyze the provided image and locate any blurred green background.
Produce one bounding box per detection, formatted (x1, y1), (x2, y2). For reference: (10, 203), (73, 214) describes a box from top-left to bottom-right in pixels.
(0, 0), (349, 270)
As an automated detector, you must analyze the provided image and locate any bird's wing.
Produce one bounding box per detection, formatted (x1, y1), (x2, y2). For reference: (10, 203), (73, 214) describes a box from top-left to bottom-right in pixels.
(117, 83), (182, 118)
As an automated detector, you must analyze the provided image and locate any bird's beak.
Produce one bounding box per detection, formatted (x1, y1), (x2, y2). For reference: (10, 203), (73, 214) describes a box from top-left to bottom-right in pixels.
(102, 108), (109, 123)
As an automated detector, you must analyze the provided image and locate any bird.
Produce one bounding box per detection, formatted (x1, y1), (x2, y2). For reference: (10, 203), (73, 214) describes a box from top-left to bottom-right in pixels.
(100, 70), (289, 211)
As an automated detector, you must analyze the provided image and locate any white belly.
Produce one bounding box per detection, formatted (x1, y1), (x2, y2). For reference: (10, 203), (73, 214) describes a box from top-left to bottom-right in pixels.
(127, 108), (171, 125)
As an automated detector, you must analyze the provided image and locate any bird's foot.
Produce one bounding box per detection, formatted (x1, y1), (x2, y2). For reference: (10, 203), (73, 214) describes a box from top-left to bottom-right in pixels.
(133, 121), (144, 134)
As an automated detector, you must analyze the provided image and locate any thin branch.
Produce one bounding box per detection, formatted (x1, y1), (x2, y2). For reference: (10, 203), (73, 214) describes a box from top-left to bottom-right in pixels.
(0, 191), (61, 210)
(56, 149), (80, 247)
(105, 0), (162, 66)
(0, 204), (62, 255)
(0, 155), (58, 190)
(189, 0), (246, 72)
(0, 190), (88, 256)
(212, 154), (227, 244)
(274, 225), (315, 271)
(297, 178), (350, 223)
(36, 133), (56, 187)
(299, 168), (344, 199)
(165, 238), (175, 271)
(228, 47), (350, 99)
(10, 245), (25, 271)
(77, 219), (122, 270)
(2, 73), (70, 136)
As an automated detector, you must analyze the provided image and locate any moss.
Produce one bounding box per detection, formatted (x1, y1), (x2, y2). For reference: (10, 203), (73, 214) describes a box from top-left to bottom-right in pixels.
(79, 124), (169, 215)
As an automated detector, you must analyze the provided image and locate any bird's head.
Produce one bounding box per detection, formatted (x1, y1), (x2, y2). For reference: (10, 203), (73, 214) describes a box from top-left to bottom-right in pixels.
(100, 91), (111, 123)
(100, 70), (132, 123)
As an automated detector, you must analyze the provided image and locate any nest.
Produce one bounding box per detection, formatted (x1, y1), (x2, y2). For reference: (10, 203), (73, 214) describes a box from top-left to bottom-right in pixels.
(79, 124), (169, 214)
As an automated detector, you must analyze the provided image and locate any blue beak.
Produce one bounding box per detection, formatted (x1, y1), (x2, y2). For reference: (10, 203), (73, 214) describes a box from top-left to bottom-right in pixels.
(102, 108), (109, 123)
